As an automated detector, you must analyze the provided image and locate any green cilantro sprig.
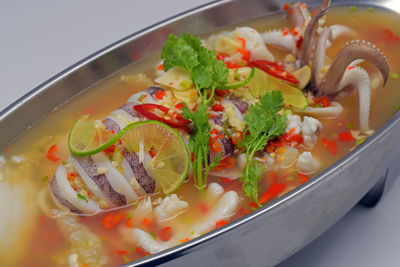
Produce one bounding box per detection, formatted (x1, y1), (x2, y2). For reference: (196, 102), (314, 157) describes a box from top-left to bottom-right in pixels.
(161, 33), (254, 190)
(161, 33), (228, 104)
(238, 91), (287, 205)
(181, 102), (221, 189)
(161, 33), (227, 190)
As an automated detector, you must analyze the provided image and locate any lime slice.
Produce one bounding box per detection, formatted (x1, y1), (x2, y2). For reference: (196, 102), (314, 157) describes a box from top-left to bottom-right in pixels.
(68, 117), (117, 157)
(69, 119), (189, 194)
(247, 68), (308, 109)
(247, 67), (268, 97)
(292, 65), (311, 90)
(121, 120), (190, 194)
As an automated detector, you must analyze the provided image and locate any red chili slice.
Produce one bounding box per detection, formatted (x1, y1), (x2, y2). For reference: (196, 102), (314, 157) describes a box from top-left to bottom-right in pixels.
(134, 103), (191, 131)
(313, 96), (331, 107)
(338, 131), (356, 142)
(46, 145), (60, 161)
(250, 60), (299, 84)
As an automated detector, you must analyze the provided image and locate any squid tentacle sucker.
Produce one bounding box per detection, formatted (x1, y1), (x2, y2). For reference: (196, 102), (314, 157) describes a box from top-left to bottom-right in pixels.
(316, 40), (389, 97)
(313, 40), (389, 132)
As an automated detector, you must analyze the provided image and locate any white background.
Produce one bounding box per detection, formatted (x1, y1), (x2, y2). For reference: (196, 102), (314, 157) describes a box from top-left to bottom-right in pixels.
(1, 1), (400, 266)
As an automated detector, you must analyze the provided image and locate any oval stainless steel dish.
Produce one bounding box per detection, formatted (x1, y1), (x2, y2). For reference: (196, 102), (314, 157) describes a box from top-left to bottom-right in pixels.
(1, 0), (400, 266)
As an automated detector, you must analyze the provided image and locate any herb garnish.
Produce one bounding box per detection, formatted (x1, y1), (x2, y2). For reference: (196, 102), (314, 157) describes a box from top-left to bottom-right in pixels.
(161, 33), (254, 190)
(238, 91), (287, 206)
(161, 33), (228, 104)
(161, 33), (227, 190)
(181, 102), (221, 189)
(77, 193), (89, 203)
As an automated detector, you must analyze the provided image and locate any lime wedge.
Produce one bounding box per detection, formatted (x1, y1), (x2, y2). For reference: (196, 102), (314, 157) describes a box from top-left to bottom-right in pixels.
(68, 117), (117, 157)
(247, 68), (308, 109)
(292, 65), (311, 90)
(121, 120), (189, 194)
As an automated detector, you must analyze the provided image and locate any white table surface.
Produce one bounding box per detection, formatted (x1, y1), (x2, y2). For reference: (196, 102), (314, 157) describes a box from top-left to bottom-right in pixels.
(1, 1), (400, 266)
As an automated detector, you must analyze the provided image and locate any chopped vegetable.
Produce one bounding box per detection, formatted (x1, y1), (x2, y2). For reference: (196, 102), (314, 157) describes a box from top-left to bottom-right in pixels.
(240, 208), (250, 215)
(298, 173), (310, 184)
(160, 227), (172, 241)
(134, 103), (190, 131)
(180, 237), (190, 243)
(211, 103), (225, 112)
(238, 91), (287, 205)
(46, 145), (60, 161)
(322, 138), (337, 155)
(142, 218), (153, 228)
(175, 102), (185, 110)
(313, 97), (330, 107)
(338, 131), (356, 141)
(135, 246), (148, 256)
(150, 232), (157, 239)
(155, 90), (166, 100)
(198, 203), (209, 214)
(67, 172), (75, 181)
(250, 60), (299, 84)
(41, 176), (49, 182)
(259, 182), (286, 204)
(77, 193), (88, 203)
(125, 218), (133, 228)
(216, 220), (229, 228)
(248, 201), (258, 209)
(103, 144), (116, 154)
(102, 212), (125, 230)
(391, 73), (399, 79)
(356, 138), (366, 146)
(346, 122), (355, 129)
(113, 250), (128, 255)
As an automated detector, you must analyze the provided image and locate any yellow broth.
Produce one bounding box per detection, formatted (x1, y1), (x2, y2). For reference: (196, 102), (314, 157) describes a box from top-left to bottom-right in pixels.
(1, 6), (400, 267)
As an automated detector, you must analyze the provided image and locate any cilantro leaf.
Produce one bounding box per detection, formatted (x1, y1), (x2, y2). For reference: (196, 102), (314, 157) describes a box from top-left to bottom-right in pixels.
(181, 102), (220, 189)
(240, 91), (287, 205)
(161, 33), (228, 102)
(161, 33), (198, 72)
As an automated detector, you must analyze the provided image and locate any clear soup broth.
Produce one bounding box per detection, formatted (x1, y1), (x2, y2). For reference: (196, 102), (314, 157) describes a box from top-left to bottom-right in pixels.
(1, 5), (400, 267)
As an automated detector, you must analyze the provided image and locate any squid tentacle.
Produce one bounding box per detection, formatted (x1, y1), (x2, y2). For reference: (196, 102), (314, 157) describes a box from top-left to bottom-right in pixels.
(287, 3), (310, 30)
(325, 24), (357, 48)
(292, 101), (343, 118)
(299, 7), (329, 66)
(317, 40), (389, 97)
(261, 29), (296, 51)
(337, 67), (371, 132)
(312, 26), (334, 88)
(312, 24), (358, 88)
